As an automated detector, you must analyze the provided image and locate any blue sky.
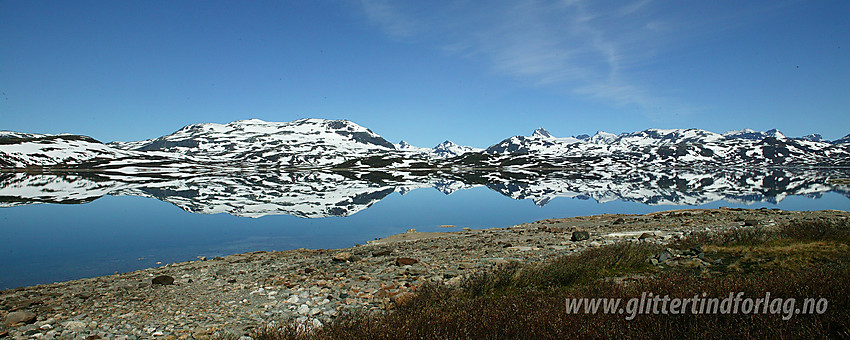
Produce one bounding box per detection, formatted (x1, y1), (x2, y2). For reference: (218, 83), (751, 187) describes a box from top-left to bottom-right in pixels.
(1, 0), (848, 148)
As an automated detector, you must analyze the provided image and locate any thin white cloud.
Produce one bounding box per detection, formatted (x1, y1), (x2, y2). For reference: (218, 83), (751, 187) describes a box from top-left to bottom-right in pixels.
(357, 0), (694, 114)
(358, 0), (417, 38)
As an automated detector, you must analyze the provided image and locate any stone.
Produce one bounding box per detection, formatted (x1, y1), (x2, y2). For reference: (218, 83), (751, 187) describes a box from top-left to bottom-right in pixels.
(395, 257), (419, 266)
(571, 231), (590, 242)
(332, 252), (352, 262)
(152, 275), (175, 285)
(446, 276), (464, 286)
(743, 219), (759, 226)
(372, 250), (392, 257)
(5, 310), (36, 325)
(297, 304), (310, 315)
(392, 292), (414, 305)
(638, 232), (655, 240)
(683, 247), (703, 257)
(62, 321), (87, 331)
(613, 218), (626, 224)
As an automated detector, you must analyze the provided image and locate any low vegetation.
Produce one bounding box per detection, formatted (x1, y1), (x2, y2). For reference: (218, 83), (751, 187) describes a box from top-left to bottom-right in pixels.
(247, 219), (850, 339)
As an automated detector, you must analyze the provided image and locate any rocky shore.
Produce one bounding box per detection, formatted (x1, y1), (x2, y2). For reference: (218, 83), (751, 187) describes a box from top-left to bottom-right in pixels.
(2, 208), (848, 339)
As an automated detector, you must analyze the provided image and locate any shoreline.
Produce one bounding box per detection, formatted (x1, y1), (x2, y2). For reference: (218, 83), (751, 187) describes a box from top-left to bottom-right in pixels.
(2, 207), (849, 338)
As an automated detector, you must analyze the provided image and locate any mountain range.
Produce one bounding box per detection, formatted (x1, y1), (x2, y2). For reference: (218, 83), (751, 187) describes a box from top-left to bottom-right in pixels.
(1, 118), (849, 170)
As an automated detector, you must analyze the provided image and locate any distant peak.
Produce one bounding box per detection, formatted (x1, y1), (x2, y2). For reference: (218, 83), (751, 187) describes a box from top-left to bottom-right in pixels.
(765, 129), (786, 138)
(532, 128), (554, 138)
(722, 128), (756, 136)
(797, 134), (823, 142)
(230, 118), (267, 125)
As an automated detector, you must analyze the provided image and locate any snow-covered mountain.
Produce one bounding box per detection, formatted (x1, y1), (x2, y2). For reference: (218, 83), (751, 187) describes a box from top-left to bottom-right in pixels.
(482, 127), (850, 168)
(532, 127), (554, 138)
(796, 134), (824, 142)
(587, 131), (619, 144)
(393, 140), (482, 158)
(0, 133), (141, 168)
(431, 140), (483, 158)
(723, 128), (787, 140)
(110, 118), (398, 167)
(395, 140), (431, 154)
(616, 128), (725, 146)
(485, 129), (583, 155)
(2, 120), (849, 170)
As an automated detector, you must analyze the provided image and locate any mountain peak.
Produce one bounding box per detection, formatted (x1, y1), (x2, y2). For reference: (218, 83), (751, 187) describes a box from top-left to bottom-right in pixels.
(231, 118), (267, 124)
(532, 128), (554, 138)
(765, 129), (787, 139)
(796, 134), (823, 142)
(588, 131), (618, 144)
(723, 128), (786, 140)
(435, 140), (458, 148)
(432, 140), (482, 158)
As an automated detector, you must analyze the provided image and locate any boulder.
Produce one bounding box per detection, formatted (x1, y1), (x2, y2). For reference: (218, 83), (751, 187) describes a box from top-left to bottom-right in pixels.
(395, 257), (419, 266)
(638, 232), (655, 240)
(570, 231), (590, 242)
(5, 310), (36, 325)
(332, 252), (352, 262)
(152, 275), (175, 285)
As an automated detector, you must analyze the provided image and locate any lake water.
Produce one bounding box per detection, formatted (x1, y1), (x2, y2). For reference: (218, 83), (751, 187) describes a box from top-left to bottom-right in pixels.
(1, 168), (848, 289)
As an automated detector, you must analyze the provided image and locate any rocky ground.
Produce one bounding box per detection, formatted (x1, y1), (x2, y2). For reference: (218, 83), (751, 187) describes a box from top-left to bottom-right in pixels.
(2, 207), (848, 339)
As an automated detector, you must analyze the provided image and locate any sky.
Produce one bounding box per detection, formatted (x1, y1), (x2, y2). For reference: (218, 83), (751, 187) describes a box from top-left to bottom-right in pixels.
(1, 0), (848, 148)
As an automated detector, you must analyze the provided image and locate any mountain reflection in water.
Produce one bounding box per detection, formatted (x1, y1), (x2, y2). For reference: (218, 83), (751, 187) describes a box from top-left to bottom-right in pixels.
(2, 168), (848, 218)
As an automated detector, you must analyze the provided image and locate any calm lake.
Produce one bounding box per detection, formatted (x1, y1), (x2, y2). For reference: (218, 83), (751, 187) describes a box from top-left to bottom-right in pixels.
(1, 168), (848, 289)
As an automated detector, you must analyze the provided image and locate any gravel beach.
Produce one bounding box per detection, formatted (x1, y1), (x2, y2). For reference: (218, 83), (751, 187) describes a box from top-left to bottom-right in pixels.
(2, 207), (848, 339)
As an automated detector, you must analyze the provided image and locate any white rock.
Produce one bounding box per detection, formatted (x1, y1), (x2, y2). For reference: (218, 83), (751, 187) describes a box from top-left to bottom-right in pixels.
(62, 321), (87, 331)
(297, 304), (310, 315)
